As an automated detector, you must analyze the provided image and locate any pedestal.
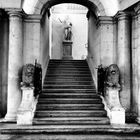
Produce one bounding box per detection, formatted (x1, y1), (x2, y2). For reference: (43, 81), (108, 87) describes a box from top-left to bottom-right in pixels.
(62, 40), (73, 60)
(17, 87), (37, 125)
(105, 87), (125, 124)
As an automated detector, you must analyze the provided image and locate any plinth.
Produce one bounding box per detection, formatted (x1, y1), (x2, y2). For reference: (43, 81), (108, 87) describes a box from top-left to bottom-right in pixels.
(62, 40), (73, 60)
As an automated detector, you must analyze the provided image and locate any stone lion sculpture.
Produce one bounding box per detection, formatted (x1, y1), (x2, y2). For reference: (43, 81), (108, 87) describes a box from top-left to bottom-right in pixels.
(21, 64), (35, 87)
(105, 64), (120, 89)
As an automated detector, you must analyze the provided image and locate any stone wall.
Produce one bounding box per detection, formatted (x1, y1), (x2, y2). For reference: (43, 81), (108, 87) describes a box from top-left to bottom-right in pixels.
(23, 15), (41, 65)
(99, 17), (116, 65)
(0, 12), (9, 117)
(41, 13), (50, 81)
(131, 14), (139, 115)
(87, 12), (115, 86)
(87, 12), (100, 84)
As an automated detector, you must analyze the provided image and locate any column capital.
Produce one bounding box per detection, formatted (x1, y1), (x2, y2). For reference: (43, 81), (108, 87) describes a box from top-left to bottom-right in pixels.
(5, 8), (25, 18)
(115, 11), (131, 21)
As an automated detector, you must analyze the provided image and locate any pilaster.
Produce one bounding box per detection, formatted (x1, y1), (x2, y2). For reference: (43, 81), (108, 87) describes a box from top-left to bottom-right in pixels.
(97, 16), (115, 66)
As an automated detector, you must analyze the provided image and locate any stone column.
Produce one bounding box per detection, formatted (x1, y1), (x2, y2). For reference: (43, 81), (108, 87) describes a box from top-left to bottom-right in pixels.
(135, 3), (140, 123)
(4, 10), (23, 121)
(116, 12), (131, 113)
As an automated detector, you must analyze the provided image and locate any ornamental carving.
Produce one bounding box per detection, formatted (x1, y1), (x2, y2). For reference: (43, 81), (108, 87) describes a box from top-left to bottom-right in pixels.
(21, 64), (35, 87)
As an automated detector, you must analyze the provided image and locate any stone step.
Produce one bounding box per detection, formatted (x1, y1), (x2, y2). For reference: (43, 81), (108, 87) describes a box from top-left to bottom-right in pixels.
(39, 93), (100, 98)
(48, 66), (89, 69)
(47, 68), (90, 71)
(43, 85), (95, 89)
(49, 60), (87, 62)
(45, 77), (92, 81)
(43, 81), (94, 85)
(46, 74), (91, 77)
(38, 98), (102, 104)
(47, 71), (91, 75)
(35, 110), (107, 117)
(34, 117), (109, 125)
(2, 124), (140, 135)
(42, 89), (97, 93)
(49, 61), (87, 65)
(47, 69), (90, 72)
(49, 62), (88, 66)
(36, 104), (104, 110)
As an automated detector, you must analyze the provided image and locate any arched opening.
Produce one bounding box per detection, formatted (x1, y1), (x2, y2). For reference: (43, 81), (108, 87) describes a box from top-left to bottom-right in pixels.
(40, 1), (102, 81)
(49, 4), (88, 60)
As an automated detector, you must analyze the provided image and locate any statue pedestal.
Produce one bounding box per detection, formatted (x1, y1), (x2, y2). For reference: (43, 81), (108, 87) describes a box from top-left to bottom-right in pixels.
(104, 87), (125, 124)
(62, 40), (73, 60)
(17, 87), (37, 125)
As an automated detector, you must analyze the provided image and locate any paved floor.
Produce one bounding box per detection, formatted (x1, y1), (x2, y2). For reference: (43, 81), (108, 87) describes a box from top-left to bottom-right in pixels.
(1, 122), (140, 139)
(1, 134), (140, 140)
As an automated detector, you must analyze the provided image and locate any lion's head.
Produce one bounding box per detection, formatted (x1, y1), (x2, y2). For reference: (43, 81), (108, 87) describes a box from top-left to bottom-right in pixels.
(105, 64), (120, 88)
(22, 64), (35, 87)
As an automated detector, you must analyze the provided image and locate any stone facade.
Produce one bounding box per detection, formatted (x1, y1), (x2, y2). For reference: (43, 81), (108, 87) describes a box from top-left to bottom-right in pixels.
(0, 0), (139, 125)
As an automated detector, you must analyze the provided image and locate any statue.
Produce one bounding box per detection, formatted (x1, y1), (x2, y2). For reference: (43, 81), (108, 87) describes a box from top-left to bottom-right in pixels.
(105, 64), (121, 89)
(64, 23), (72, 41)
(21, 64), (35, 87)
(104, 64), (125, 124)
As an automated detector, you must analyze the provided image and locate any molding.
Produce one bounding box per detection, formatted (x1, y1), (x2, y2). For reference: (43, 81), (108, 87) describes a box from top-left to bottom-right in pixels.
(5, 8), (25, 18)
(114, 11), (131, 21)
(96, 16), (114, 27)
(24, 14), (42, 23)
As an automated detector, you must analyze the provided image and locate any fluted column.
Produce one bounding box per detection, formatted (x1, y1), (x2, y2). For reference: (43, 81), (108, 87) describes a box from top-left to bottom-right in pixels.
(4, 10), (23, 121)
(116, 11), (131, 112)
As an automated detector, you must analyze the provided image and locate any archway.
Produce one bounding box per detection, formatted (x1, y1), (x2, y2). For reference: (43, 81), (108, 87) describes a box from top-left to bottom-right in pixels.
(49, 3), (88, 60)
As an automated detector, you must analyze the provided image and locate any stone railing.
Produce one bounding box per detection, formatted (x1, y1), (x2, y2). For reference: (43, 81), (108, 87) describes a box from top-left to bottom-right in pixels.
(97, 64), (125, 124)
(17, 60), (42, 125)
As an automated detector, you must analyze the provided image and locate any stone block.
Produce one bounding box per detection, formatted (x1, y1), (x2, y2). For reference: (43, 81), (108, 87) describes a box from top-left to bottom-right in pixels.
(105, 87), (125, 124)
(110, 109), (125, 124)
(17, 87), (37, 125)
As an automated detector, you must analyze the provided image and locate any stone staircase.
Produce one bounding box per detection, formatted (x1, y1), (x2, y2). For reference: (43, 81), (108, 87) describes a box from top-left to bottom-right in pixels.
(34, 60), (109, 126)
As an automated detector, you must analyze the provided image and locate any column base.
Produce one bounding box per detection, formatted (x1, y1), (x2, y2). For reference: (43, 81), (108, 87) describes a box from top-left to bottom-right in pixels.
(3, 112), (17, 122)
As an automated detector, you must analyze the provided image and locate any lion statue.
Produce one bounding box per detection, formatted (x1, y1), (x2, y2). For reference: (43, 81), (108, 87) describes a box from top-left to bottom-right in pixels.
(105, 64), (121, 89)
(21, 64), (35, 87)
